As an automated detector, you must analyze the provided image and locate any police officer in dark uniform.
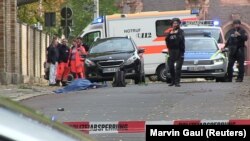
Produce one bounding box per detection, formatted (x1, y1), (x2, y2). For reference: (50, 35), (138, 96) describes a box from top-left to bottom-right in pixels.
(225, 19), (248, 82)
(165, 18), (185, 87)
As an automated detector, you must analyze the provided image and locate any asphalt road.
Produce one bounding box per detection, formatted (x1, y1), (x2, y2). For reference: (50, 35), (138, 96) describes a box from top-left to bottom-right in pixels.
(21, 80), (250, 141)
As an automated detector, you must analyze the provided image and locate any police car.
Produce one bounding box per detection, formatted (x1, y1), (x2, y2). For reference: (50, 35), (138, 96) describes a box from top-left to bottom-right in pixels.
(181, 20), (225, 48)
(162, 36), (228, 82)
(182, 37), (228, 81)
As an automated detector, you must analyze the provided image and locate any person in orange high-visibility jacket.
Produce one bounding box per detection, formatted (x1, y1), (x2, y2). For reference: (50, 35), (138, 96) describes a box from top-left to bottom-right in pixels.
(56, 39), (70, 86)
(69, 38), (87, 79)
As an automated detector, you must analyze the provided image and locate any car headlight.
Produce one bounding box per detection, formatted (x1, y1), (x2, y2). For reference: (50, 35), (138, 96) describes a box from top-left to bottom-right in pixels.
(124, 55), (138, 65)
(85, 59), (96, 67)
(213, 58), (224, 64)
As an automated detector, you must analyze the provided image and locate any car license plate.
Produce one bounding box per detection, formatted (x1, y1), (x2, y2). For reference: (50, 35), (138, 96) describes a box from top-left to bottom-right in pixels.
(187, 66), (205, 71)
(103, 68), (119, 73)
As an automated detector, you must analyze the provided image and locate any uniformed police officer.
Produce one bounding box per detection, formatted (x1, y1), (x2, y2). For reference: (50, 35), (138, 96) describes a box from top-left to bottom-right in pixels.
(165, 18), (185, 87)
(225, 19), (248, 82)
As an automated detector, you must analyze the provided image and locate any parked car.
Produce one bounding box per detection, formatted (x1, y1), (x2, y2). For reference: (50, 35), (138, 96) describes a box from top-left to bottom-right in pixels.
(161, 36), (228, 82)
(85, 37), (145, 85)
(181, 20), (226, 48)
(0, 97), (95, 141)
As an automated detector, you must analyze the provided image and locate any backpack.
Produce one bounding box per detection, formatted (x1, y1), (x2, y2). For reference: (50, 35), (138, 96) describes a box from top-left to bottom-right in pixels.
(112, 70), (126, 87)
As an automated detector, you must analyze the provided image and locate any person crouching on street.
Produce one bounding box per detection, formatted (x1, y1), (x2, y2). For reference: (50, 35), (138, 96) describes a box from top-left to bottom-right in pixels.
(165, 18), (185, 87)
(56, 39), (70, 86)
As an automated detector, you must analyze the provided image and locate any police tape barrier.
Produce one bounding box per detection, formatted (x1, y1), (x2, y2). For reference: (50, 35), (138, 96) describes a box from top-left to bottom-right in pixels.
(63, 121), (145, 134)
(63, 119), (250, 134)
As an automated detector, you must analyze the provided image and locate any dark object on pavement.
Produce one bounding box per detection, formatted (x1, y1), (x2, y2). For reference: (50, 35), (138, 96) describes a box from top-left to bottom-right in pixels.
(57, 108), (64, 111)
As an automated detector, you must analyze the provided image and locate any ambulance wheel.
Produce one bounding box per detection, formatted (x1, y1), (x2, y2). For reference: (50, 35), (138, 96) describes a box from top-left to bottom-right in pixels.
(157, 65), (167, 82)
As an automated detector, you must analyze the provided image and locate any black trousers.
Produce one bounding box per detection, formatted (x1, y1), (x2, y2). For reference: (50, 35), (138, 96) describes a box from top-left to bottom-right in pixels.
(168, 49), (184, 84)
(227, 48), (245, 81)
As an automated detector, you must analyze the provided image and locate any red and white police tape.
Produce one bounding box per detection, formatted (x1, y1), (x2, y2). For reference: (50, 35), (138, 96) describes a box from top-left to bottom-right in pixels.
(64, 119), (250, 134)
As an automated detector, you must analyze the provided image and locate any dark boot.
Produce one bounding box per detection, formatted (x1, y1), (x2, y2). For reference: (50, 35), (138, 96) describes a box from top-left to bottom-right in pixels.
(56, 80), (61, 86)
(175, 83), (181, 87)
(235, 78), (243, 82)
(168, 81), (175, 86)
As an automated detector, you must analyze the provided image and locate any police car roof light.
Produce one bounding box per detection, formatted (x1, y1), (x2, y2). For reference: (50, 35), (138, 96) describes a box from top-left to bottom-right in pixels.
(213, 20), (220, 26)
(92, 17), (104, 24)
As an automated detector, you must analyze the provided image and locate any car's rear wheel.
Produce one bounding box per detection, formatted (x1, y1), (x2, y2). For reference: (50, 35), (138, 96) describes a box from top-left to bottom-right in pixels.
(67, 73), (74, 83)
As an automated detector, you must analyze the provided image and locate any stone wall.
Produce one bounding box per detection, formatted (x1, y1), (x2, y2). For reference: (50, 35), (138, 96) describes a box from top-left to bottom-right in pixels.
(0, 0), (50, 84)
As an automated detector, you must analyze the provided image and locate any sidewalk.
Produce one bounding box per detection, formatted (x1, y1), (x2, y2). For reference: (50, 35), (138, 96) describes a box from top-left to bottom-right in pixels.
(0, 84), (58, 101)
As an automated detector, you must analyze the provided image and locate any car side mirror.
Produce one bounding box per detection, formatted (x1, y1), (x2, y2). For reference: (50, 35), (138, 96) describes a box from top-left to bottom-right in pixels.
(162, 49), (169, 54)
(138, 48), (145, 54)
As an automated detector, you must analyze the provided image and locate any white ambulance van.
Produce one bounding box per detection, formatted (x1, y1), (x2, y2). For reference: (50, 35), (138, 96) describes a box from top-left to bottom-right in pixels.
(80, 10), (197, 80)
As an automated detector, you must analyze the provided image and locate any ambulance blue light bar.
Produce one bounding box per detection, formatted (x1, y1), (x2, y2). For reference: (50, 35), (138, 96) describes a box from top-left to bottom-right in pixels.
(182, 20), (220, 26)
(92, 17), (104, 24)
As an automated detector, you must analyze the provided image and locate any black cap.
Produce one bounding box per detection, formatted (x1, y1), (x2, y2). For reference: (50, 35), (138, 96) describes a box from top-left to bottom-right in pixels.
(233, 19), (241, 25)
(171, 18), (181, 25)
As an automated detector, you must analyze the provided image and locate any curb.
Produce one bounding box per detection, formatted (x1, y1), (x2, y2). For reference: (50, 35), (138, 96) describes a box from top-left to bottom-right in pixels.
(13, 93), (51, 101)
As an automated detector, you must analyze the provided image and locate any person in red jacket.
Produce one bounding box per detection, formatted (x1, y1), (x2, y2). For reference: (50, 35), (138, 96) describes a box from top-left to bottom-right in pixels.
(69, 38), (87, 79)
(56, 39), (70, 86)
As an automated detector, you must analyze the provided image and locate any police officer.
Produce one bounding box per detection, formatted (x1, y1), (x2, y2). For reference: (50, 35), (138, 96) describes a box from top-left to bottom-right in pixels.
(165, 18), (185, 87)
(226, 19), (248, 82)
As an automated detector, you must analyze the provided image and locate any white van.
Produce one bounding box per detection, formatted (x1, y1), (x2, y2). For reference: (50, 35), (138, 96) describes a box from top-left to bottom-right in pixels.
(80, 10), (197, 80)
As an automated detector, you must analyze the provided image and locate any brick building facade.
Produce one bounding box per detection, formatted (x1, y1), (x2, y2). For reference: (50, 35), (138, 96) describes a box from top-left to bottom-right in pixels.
(0, 0), (19, 84)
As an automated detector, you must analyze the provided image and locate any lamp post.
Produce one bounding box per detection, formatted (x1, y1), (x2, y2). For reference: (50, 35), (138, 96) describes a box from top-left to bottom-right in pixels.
(94, 0), (99, 19)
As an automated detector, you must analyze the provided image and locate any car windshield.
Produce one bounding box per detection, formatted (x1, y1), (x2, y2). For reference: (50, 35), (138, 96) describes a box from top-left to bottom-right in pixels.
(185, 38), (218, 52)
(183, 28), (223, 43)
(89, 38), (135, 54)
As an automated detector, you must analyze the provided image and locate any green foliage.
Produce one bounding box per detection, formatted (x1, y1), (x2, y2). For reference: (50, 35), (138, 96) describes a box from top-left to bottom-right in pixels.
(68, 0), (119, 37)
(17, 0), (119, 37)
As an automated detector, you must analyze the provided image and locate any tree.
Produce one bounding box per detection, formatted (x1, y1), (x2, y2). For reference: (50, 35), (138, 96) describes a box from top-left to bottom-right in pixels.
(17, 0), (119, 37)
(68, 0), (119, 37)
(17, 0), (66, 34)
